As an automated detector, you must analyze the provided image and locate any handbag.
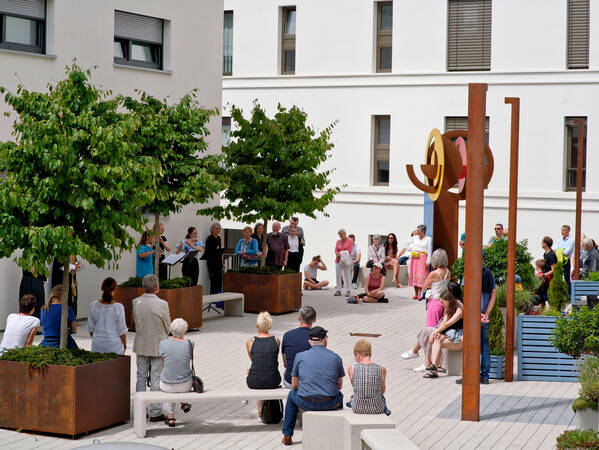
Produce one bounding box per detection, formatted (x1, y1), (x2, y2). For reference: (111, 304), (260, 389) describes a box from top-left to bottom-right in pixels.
(187, 340), (204, 393)
(340, 250), (352, 267)
(261, 399), (284, 424)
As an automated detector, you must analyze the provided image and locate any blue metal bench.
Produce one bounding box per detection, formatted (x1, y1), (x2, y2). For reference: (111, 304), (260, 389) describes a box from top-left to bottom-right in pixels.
(570, 280), (599, 304)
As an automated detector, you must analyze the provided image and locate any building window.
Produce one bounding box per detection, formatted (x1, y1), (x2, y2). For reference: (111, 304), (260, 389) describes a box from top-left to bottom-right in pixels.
(0, 0), (45, 54)
(565, 117), (587, 191)
(223, 11), (233, 75)
(222, 116), (231, 147)
(114, 10), (163, 70)
(373, 116), (390, 186)
(447, 0), (492, 71)
(444, 116), (490, 143)
(376, 2), (392, 73)
(281, 6), (296, 75)
(567, 0), (589, 69)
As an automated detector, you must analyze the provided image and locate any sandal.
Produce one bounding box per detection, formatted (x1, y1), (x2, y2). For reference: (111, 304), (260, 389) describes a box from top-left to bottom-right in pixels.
(438, 368), (447, 373)
(165, 417), (176, 427)
(423, 371), (439, 378)
(425, 364), (437, 372)
(181, 403), (191, 413)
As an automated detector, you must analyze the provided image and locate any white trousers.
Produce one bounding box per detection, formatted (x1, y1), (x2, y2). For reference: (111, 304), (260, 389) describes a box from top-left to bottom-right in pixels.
(335, 262), (352, 292)
(160, 379), (193, 415)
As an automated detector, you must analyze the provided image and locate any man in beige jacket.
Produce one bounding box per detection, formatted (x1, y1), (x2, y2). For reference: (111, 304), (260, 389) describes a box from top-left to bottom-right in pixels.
(134, 274), (171, 421)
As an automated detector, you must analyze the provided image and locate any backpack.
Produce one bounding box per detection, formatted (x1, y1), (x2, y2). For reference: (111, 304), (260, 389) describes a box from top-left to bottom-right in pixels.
(261, 399), (284, 424)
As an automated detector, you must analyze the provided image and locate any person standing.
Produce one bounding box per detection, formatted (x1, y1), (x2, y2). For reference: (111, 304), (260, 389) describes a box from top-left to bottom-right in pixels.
(555, 224), (574, 293)
(156, 223), (171, 281)
(281, 326), (344, 446)
(133, 274), (171, 423)
(51, 256), (81, 316)
(87, 278), (128, 355)
(407, 225), (432, 300)
(265, 222), (289, 269)
(486, 223), (507, 247)
(202, 223), (225, 294)
(251, 223), (265, 259)
(19, 268), (46, 319)
(136, 232), (156, 280)
(281, 306), (316, 389)
(176, 226), (205, 286)
(286, 225), (303, 272)
(235, 226), (259, 267)
(334, 229), (353, 297)
(349, 234), (362, 289)
(282, 216), (305, 246)
(581, 238), (599, 278)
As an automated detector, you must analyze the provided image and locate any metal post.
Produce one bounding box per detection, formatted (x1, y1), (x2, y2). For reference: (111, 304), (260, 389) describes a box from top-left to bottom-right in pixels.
(573, 118), (585, 281)
(462, 83), (487, 421)
(504, 97), (520, 382)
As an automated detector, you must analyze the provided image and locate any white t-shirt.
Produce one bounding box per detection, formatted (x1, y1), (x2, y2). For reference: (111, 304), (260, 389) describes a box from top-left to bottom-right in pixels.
(351, 243), (361, 260)
(1, 314), (40, 351)
(304, 264), (319, 280)
(288, 235), (300, 253)
(87, 301), (128, 354)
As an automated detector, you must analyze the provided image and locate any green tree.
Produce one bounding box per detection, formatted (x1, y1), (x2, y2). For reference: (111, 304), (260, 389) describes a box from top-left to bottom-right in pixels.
(0, 65), (159, 348)
(124, 90), (222, 275)
(488, 301), (505, 355)
(551, 307), (599, 358)
(200, 102), (341, 262)
(548, 261), (569, 312)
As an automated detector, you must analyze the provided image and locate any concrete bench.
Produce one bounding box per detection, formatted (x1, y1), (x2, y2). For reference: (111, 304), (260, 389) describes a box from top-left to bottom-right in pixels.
(447, 348), (462, 376)
(361, 428), (419, 450)
(203, 292), (244, 316)
(357, 265), (408, 288)
(303, 409), (395, 450)
(134, 388), (288, 437)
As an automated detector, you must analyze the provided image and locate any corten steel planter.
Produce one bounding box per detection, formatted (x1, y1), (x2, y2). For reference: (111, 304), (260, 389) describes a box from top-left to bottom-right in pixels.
(223, 272), (301, 314)
(0, 355), (130, 437)
(114, 285), (203, 331)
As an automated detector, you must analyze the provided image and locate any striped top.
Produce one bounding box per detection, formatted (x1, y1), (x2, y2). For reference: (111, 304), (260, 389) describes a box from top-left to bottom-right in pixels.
(351, 363), (386, 414)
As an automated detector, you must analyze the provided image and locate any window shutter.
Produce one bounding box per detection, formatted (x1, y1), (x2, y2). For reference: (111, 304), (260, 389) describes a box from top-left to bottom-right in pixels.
(115, 10), (162, 44)
(0, 0), (45, 19)
(445, 116), (489, 134)
(567, 0), (589, 69)
(447, 0), (492, 71)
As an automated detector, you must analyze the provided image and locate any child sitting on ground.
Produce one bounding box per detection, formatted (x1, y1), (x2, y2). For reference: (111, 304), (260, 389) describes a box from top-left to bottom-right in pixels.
(346, 339), (391, 415)
(0, 295), (40, 353)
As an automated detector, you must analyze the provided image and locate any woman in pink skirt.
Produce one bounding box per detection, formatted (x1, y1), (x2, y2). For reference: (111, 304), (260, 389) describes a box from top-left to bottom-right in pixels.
(408, 224), (432, 299)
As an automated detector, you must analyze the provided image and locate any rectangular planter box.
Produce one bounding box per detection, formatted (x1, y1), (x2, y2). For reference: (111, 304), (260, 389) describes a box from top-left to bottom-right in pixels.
(575, 407), (599, 431)
(489, 354), (505, 379)
(517, 314), (578, 382)
(0, 355), (130, 437)
(223, 272), (301, 314)
(114, 285), (203, 331)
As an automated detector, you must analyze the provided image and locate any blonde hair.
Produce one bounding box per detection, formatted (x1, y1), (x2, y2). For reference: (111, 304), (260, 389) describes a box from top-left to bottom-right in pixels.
(41, 285), (63, 311)
(243, 225), (252, 233)
(256, 311), (272, 332)
(353, 339), (372, 357)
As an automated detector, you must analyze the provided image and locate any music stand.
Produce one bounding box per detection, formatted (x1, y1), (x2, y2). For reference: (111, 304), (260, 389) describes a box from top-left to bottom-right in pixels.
(161, 253), (186, 280)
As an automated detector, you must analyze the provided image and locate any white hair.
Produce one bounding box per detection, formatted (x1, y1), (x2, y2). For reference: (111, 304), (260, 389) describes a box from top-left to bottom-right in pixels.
(142, 274), (159, 293)
(257, 311), (272, 332)
(430, 248), (448, 269)
(170, 318), (188, 338)
(583, 238), (593, 247)
(338, 228), (346, 235)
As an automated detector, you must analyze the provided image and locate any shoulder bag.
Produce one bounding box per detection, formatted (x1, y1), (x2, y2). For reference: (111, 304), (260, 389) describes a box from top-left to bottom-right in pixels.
(187, 339), (204, 393)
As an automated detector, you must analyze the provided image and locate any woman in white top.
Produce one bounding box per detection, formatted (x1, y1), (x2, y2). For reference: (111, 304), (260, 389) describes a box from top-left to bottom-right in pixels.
(367, 235), (385, 268)
(87, 277), (128, 354)
(407, 225), (433, 299)
(286, 225), (302, 272)
(0, 294), (40, 353)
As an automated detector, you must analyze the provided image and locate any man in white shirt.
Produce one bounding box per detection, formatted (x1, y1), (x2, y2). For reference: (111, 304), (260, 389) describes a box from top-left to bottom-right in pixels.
(133, 274), (171, 422)
(349, 234), (362, 289)
(555, 224), (575, 293)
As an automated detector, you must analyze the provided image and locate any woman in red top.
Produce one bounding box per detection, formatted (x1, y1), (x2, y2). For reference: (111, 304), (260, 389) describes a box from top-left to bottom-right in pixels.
(334, 228), (354, 296)
(357, 263), (388, 303)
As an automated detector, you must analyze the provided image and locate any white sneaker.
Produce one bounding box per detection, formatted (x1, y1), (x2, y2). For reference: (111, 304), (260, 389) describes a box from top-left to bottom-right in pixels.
(413, 364), (427, 372)
(351, 283), (358, 289)
(321, 286), (329, 290)
(401, 351), (419, 360)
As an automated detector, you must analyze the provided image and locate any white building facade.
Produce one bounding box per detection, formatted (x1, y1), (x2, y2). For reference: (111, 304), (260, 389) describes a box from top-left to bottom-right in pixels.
(222, 0), (599, 283)
(0, 0), (223, 326)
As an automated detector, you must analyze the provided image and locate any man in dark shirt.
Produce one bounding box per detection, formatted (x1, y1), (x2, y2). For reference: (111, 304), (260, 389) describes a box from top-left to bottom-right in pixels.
(265, 221), (289, 268)
(281, 326), (344, 446)
(534, 236), (557, 306)
(281, 306), (317, 388)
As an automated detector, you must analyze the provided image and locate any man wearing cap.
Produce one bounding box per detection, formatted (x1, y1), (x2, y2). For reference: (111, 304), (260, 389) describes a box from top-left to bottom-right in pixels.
(281, 326), (344, 446)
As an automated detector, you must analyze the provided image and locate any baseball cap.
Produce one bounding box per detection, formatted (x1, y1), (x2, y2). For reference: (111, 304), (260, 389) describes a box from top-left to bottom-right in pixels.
(309, 326), (328, 341)
(373, 262), (383, 269)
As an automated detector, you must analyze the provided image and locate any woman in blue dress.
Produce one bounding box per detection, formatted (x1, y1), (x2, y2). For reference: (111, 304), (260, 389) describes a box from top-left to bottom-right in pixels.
(40, 285), (78, 349)
(136, 231), (156, 278)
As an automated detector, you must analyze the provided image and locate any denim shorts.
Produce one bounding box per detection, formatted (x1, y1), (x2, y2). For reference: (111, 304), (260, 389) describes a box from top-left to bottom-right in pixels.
(444, 328), (463, 344)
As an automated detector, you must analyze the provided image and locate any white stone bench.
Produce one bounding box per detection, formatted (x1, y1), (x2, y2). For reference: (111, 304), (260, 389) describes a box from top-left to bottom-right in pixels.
(134, 388), (288, 437)
(303, 409), (395, 450)
(203, 292), (244, 317)
(447, 348), (462, 376)
(361, 428), (419, 450)
(358, 266), (408, 288)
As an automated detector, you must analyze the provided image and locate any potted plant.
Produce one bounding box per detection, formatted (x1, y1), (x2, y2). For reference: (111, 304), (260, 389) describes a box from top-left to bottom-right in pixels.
(556, 429), (599, 449)
(0, 347), (130, 436)
(496, 283), (534, 349)
(201, 103), (341, 314)
(115, 276), (202, 330)
(572, 356), (599, 431)
(488, 301), (505, 379)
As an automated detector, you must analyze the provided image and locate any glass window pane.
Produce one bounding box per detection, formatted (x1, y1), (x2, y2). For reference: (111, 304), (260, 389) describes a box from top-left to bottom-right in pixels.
(114, 41), (124, 59)
(379, 47), (392, 70)
(378, 118), (390, 145)
(285, 10), (296, 35)
(377, 160), (389, 184)
(285, 50), (295, 73)
(222, 118), (231, 147)
(5, 16), (37, 46)
(380, 5), (393, 30)
(223, 12), (233, 74)
(131, 43), (156, 63)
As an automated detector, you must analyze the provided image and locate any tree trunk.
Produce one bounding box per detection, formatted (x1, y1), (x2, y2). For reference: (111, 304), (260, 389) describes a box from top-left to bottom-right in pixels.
(154, 212), (160, 277)
(59, 261), (70, 349)
(261, 219), (268, 266)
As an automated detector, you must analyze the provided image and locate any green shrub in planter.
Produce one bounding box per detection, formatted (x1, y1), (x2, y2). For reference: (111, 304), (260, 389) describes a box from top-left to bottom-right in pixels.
(489, 301), (504, 356)
(229, 266), (297, 276)
(578, 355), (599, 404)
(587, 272), (599, 282)
(550, 307), (599, 358)
(0, 346), (120, 369)
(548, 261), (569, 313)
(495, 283), (534, 312)
(120, 276), (191, 289)
(556, 429), (599, 449)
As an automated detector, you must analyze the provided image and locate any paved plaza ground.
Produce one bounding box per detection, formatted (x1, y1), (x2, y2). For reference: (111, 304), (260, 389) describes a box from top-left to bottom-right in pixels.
(0, 286), (578, 449)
